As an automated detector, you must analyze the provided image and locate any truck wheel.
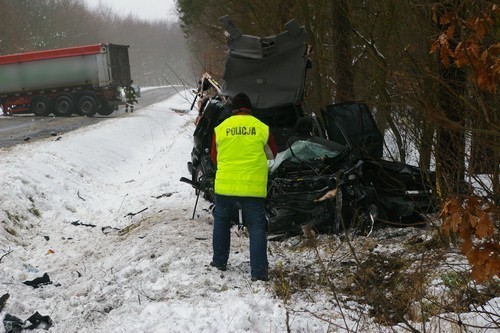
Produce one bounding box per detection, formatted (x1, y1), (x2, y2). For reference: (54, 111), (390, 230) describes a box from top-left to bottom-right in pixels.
(30, 96), (51, 116)
(53, 95), (74, 116)
(77, 95), (97, 117)
(97, 103), (114, 116)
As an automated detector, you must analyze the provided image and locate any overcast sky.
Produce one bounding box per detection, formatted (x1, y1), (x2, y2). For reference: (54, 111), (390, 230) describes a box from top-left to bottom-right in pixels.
(82, 0), (178, 21)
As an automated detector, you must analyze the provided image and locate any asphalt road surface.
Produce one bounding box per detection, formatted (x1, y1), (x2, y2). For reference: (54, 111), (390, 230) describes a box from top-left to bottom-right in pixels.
(0, 86), (184, 149)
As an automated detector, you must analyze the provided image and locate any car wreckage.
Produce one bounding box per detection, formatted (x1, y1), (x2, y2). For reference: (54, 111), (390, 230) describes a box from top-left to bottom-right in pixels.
(182, 16), (436, 238)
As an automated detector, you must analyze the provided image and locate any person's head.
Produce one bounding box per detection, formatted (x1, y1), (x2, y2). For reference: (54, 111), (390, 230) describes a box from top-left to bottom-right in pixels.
(231, 92), (252, 113)
(294, 117), (314, 136)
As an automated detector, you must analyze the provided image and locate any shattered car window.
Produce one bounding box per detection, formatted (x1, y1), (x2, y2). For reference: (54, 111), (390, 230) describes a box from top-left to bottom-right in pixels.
(271, 140), (342, 173)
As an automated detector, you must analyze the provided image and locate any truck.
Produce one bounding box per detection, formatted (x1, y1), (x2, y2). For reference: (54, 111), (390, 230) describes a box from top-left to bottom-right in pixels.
(0, 43), (131, 117)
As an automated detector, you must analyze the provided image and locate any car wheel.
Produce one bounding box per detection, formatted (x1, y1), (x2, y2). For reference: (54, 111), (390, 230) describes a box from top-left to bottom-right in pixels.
(194, 165), (214, 202)
(30, 96), (51, 116)
(53, 95), (74, 117)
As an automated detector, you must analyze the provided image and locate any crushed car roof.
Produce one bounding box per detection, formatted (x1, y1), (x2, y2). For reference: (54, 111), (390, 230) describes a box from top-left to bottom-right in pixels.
(219, 16), (310, 109)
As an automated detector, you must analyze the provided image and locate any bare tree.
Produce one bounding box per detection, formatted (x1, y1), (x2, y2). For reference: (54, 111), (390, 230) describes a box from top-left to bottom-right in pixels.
(331, 0), (355, 103)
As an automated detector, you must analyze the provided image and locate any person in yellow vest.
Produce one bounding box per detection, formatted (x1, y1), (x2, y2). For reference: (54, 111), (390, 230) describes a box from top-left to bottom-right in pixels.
(209, 92), (277, 281)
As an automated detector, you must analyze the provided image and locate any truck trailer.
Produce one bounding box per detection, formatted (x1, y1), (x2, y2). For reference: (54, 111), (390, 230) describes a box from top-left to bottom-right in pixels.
(0, 43), (131, 117)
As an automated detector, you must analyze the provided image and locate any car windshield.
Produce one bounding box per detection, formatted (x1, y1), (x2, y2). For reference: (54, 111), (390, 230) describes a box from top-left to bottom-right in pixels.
(270, 140), (343, 173)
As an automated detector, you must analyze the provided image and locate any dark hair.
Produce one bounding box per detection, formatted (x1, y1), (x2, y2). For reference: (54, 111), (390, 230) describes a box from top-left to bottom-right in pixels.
(231, 92), (252, 111)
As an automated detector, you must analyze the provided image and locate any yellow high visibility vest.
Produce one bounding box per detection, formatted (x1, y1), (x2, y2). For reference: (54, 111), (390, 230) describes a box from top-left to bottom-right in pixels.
(214, 114), (269, 197)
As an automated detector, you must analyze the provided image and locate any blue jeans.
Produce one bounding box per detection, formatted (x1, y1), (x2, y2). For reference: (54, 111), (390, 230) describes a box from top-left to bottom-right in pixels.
(212, 194), (268, 279)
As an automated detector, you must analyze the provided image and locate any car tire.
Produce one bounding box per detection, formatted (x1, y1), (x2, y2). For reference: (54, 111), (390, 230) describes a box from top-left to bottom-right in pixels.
(194, 165), (214, 202)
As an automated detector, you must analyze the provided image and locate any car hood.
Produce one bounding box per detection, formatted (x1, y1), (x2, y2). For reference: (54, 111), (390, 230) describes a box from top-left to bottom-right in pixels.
(219, 16), (310, 109)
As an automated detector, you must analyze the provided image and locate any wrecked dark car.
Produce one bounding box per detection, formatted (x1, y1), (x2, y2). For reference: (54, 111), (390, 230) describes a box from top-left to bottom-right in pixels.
(183, 17), (436, 238)
(267, 102), (436, 238)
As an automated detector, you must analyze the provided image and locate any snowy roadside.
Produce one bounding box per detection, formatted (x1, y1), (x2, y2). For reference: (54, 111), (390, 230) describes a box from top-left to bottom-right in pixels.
(0, 90), (498, 332)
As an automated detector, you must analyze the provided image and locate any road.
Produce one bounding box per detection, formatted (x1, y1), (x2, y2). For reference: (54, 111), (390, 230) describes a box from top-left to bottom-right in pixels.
(0, 86), (182, 149)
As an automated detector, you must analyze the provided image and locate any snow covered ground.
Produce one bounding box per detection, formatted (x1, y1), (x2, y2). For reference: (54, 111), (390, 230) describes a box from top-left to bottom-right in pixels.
(0, 90), (498, 332)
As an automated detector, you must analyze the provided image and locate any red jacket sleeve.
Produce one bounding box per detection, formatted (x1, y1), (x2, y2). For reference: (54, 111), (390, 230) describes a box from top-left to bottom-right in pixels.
(268, 133), (278, 157)
(210, 133), (217, 165)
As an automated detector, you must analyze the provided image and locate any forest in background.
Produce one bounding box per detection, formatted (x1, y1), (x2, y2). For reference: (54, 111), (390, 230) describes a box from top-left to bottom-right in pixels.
(0, 0), (194, 87)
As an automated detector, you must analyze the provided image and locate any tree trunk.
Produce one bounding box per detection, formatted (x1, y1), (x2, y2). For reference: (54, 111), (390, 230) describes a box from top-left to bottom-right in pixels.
(435, 3), (466, 198)
(331, 0), (355, 103)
